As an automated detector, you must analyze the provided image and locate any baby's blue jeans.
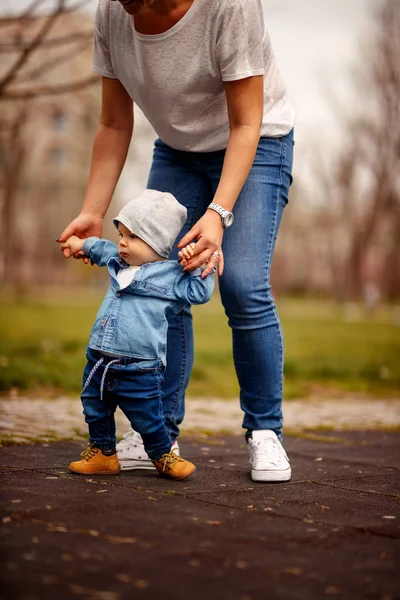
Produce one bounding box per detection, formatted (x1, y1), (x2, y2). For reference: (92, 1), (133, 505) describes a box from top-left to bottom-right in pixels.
(81, 348), (171, 460)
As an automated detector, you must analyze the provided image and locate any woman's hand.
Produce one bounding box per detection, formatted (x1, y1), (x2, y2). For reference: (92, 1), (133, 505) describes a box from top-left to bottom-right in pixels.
(57, 214), (103, 263)
(176, 210), (225, 277)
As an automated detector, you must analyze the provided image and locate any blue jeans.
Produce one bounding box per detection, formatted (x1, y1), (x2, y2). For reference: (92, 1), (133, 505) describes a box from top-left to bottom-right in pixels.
(147, 131), (294, 439)
(81, 348), (171, 460)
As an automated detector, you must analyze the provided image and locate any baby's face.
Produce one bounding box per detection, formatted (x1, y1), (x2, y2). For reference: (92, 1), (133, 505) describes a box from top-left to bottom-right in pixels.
(117, 223), (163, 266)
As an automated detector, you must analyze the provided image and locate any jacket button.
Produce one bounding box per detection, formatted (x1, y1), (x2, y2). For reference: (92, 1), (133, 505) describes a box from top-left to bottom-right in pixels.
(116, 292), (121, 297)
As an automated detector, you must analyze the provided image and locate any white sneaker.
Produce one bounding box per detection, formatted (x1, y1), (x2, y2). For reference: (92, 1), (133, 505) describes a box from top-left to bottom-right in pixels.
(248, 430), (291, 482)
(116, 429), (180, 471)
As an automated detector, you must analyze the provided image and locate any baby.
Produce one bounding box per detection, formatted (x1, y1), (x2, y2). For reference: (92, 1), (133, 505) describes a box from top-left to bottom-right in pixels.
(61, 189), (214, 481)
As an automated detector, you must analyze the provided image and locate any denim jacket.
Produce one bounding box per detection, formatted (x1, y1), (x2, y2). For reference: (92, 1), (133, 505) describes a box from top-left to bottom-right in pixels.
(82, 237), (215, 365)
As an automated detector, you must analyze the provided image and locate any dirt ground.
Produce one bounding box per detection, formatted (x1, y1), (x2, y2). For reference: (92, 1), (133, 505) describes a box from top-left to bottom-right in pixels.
(1, 430), (399, 600)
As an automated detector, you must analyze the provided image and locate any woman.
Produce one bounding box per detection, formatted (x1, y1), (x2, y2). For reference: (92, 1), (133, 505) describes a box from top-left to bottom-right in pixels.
(59, 0), (295, 482)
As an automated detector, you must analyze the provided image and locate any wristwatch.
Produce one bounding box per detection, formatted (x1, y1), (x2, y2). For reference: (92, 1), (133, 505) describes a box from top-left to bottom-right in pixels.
(207, 203), (235, 228)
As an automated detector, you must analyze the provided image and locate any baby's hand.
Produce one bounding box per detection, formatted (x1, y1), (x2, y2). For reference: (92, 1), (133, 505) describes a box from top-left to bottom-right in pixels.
(60, 235), (85, 257)
(178, 242), (197, 267)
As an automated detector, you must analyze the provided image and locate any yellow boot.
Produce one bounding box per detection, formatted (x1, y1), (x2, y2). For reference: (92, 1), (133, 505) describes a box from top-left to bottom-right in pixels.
(153, 450), (196, 481)
(69, 444), (120, 475)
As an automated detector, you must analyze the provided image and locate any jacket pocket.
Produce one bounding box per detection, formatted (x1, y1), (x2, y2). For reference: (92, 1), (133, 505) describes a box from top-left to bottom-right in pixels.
(143, 282), (168, 296)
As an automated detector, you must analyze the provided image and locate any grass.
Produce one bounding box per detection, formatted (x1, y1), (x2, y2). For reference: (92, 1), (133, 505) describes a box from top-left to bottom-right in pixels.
(0, 289), (399, 399)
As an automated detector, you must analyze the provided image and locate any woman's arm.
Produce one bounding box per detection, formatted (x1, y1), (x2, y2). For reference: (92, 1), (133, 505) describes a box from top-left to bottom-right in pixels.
(177, 75), (264, 276)
(58, 77), (133, 258)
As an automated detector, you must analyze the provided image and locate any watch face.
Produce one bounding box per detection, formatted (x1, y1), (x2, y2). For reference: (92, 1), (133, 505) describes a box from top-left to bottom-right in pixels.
(223, 213), (234, 228)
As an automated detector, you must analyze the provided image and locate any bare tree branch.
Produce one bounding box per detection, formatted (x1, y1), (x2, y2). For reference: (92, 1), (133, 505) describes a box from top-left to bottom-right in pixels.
(0, 30), (93, 53)
(0, 0), (67, 94)
(2, 75), (99, 99)
(12, 38), (91, 82)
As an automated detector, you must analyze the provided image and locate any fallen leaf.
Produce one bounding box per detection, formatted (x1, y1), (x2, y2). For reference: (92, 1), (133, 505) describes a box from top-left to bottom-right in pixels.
(93, 592), (119, 600)
(319, 505), (330, 511)
(198, 540), (214, 548)
(134, 580), (149, 589)
(68, 584), (86, 595)
(45, 477), (58, 480)
(2, 517), (11, 524)
(380, 552), (390, 560)
(324, 585), (343, 595)
(382, 515), (396, 520)
(189, 559), (200, 567)
(206, 520), (221, 525)
(11, 499), (21, 504)
(116, 573), (132, 583)
(62, 554), (73, 562)
(23, 553), (34, 561)
(147, 497), (157, 501)
(97, 490), (108, 494)
(235, 561), (248, 570)
(47, 525), (68, 533)
(263, 507), (274, 512)
(105, 535), (137, 544)
(68, 587), (119, 600)
(283, 567), (303, 576)
(42, 575), (58, 585)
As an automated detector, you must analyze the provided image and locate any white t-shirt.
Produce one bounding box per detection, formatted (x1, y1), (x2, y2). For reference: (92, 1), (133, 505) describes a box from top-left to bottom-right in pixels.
(116, 264), (140, 289)
(93, 0), (295, 152)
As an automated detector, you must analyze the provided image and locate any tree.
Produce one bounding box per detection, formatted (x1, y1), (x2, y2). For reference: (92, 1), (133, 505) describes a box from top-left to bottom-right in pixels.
(315, 0), (400, 301)
(0, 0), (100, 286)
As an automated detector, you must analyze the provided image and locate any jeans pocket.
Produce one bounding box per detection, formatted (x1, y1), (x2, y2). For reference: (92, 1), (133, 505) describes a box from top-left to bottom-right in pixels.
(135, 358), (161, 373)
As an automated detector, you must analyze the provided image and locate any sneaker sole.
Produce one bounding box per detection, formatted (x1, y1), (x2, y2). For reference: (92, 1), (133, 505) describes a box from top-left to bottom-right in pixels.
(68, 468), (121, 475)
(119, 460), (155, 471)
(158, 465), (196, 481)
(251, 467), (291, 482)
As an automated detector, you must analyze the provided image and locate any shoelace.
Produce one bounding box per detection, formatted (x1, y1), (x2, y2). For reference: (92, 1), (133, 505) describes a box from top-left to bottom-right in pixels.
(81, 443), (99, 462)
(159, 451), (182, 472)
(253, 438), (282, 466)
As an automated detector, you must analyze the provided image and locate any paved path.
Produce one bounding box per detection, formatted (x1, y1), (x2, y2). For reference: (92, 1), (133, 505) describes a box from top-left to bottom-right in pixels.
(1, 431), (399, 599)
(1, 396), (399, 444)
